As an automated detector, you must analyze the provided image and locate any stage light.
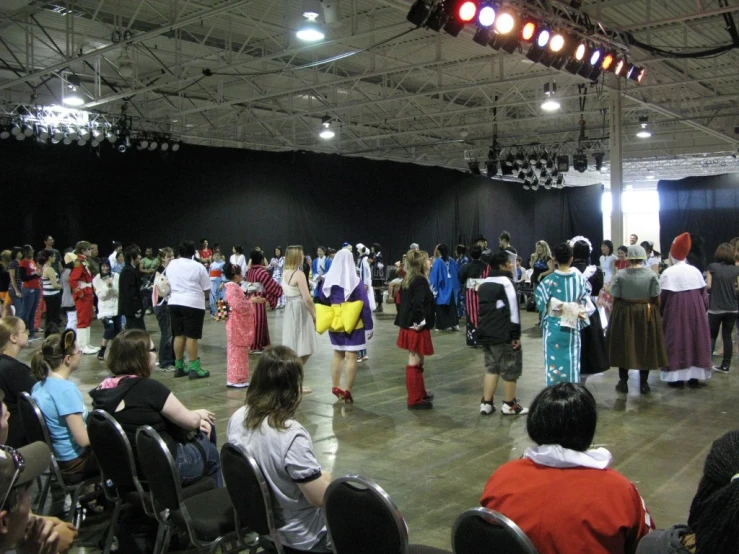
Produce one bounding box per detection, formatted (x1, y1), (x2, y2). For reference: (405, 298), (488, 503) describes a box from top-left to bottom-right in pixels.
(589, 48), (602, 66)
(549, 33), (565, 52)
(137, 139), (148, 150)
(614, 58), (627, 76)
(63, 74), (85, 107)
(161, 141), (170, 151)
(78, 127), (90, 140)
(425, 4), (449, 31)
(544, 177), (553, 190)
(106, 129), (117, 143)
(536, 28), (550, 48)
(556, 174), (565, 188)
(528, 151), (538, 164)
(320, 114), (335, 139)
(51, 127), (63, 142)
(171, 142), (180, 152)
(541, 82), (560, 112)
(15, 133), (26, 142)
(486, 160), (498, 177)
(478, 4), (496, 27)
(62, 135), (72, 145)
(90, 138), (100, 147)
(557, 154), (570, 172)
(531, 177), (540, 191)
(0, 128), (10, 140)
(473, 25), (494, 46)
(91, 129), (103, 142)
(468, 160), (481, 175)
(494, 11), (515, 34)
(77, 138), (88, 147)
(517, 169), (526, 180)
(296, 17), (324, 41)
(504, 152), (516, 167)
(20, 124), (33, 137)
(10, 123), (21, 136)
(489, 31), (519, 53)
(67, 126), (78, 141)
(302, 0), (320, 18)
(601, 52), (615, 71)
(406, 0), (431, 26)
(148, 140), (159, 151)
(593, 151), (604, 171)
(118, 139), (130, 153)
(575, 43), (587, 61)
(514, 150), (525, 165)
(636, 115), (651, 138)
(573, 151), (588, 172)
(457, 1), (477, 22)
(520, 20), (536, 42)
(628, 66), (646, 83)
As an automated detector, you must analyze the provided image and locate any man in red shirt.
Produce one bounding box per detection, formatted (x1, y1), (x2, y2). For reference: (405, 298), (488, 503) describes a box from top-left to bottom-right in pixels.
(480, 383), (654, 554)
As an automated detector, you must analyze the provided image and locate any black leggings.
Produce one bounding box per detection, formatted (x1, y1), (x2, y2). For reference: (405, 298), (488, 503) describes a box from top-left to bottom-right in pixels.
(619, 368), (650, 384)
(709, 312), (737, 365)
(43, 294), (62, 334)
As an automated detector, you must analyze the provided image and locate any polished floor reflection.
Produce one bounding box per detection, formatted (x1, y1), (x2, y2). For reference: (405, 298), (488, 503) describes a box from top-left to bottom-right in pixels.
(22, 306), (738, 552)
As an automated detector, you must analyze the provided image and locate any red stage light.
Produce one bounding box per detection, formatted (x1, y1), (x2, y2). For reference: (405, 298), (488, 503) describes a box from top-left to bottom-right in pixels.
(601, 53), (614, 70)
(521, 21), (537, 42)
(458, 1), (477, 22)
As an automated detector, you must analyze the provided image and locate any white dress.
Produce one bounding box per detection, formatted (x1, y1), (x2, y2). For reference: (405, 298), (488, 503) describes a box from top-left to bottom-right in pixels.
(281, 273), (318, 358)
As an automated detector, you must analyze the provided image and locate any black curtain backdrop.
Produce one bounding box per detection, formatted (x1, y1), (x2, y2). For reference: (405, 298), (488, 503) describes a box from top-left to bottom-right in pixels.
(658, 173), (739, 261)
(0, 141), (602, 265)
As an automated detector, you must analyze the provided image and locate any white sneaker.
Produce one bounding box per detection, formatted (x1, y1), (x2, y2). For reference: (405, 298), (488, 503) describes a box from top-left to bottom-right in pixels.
(480, 402), (495, 415)
(501, 400), (529, 415)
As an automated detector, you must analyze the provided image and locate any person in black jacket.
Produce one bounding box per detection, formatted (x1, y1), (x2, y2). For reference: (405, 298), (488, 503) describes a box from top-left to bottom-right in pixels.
(118, 246), (146, 331)
(475, 252), (528, 416)
(458, 245), (491, 347)
(395, 250), (435, 410)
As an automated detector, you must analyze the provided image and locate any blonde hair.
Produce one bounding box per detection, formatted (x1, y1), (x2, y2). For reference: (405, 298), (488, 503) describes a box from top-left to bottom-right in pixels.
(284, 245), (304, 271)
(0, 250), (10, 267)
(30, 330), (77, 381)
(0, 317), (23, 353)
(402, 250), (429, 289)
(535, 240), (552, 260)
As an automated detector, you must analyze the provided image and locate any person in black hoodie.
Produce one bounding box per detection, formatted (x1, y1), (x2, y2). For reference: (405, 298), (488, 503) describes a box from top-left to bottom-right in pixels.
(458, 245), (491, 347)
(475, 252), (528, 416)
(118, 245), (146, 331)
(395, 250), (435, 410)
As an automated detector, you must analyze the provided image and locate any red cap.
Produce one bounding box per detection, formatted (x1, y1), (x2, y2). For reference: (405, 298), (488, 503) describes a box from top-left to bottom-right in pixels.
(670, 232), (691, 261)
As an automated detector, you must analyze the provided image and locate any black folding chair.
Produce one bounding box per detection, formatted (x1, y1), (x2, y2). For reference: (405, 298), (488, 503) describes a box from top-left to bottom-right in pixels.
(18, 392), (100, 527)
(221, 442), (312, 554)
(324, 474), (452, 554)
(452, 508), (538, 554)
(135, 425), (256, 554)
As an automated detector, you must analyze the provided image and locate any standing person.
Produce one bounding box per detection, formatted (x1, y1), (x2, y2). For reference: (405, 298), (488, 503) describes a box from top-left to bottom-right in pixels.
(60, 252), (76, 331)
(226, 347), (333, 553)
(196, 239), (213, 270)
(706, 243), (739, 374)
(18, 245), (41, 339)
(615, 245), (630, 271)
(658, 233), (712, 387)
(167, 241), (211, 380)
(629, 234), (639, 246)
(118, 246), (146, 331)
(229, 246), (248, 278)
(244, 250), (283, 354)
(499, 231), (517, 254)
(475, 252), (528, 416)
(0, 317), (34, 448)
(355, 244), (375, 362)
(30, 330), (98, 482)
(429, 244), (460, 331)
(92, 260), (122, 361)
(641, 241), (660, 274)
(138, 247), (158, 314)
(208, 251), (226, 317)
(369, 243), (385, 313)
(535, 243), (591, 386)
(282, 246), (317, 392)
(107, 242), (123, 268)
(458, 245), (490, 347)
(111, 252), (125, 275)
(570, 238), (610, 381)
(311, 247), (332, 300)
(600, 240), (617, 285)
(6, 248), (23, 319)
(531, 241), (555, 285)
(317, 249), (373, 404)
(269, 247), (286, 309)
(395, 250), (434, 410)
(608, 245), (669, 394)
(473, 235), (494, 268)
(0, 251), (10, 318)
(68, 242), (97, 354)
(42, 235), (62, 277)
(455, 245), (469, 320)
(87, 243), (101, 277)
(223, 262), (256, 388)
(39, 250), (62, 335)
(152, 248), (175, 370)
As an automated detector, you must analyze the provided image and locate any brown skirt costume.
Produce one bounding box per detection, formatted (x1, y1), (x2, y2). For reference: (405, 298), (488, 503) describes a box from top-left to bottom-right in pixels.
(607, 298), (669, 370)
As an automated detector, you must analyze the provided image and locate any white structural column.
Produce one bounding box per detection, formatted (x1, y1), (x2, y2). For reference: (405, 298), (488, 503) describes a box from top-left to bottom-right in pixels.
(609, 80), (624, 245)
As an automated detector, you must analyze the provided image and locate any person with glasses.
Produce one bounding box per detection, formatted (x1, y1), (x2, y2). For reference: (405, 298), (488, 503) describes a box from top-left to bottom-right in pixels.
(30, 330), (98, 482)
(0, 317), (34, 448)
(90, 329), (221, 486)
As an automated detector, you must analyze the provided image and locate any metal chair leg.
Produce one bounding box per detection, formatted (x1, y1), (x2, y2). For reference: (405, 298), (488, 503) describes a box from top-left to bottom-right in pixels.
(102, 499), (122, 554)
(70, 489), (82, 528)
(154, 524), (171, 554)
(37, 474), (52, 512)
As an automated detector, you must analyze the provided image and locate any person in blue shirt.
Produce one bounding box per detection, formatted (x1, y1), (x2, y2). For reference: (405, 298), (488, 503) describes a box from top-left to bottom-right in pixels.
(311, 247), (332, 299)
(30, 329), (97, 480)
(429, 244), (460, 331)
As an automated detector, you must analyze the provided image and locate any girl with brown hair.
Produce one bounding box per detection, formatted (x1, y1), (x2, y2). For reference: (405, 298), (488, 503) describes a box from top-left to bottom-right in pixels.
(0, 316), (33, 447)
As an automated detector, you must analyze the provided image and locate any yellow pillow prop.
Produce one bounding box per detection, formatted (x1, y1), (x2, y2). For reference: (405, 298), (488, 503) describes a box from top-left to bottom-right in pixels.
(315, 301), (365, 334)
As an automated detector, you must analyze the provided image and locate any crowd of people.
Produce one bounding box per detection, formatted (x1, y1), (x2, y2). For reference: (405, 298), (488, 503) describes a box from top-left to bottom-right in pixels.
(0, 228), (737, 554)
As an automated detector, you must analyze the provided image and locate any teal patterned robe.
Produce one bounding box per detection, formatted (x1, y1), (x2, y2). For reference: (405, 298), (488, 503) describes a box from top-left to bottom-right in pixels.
(535, 270), (591, 385)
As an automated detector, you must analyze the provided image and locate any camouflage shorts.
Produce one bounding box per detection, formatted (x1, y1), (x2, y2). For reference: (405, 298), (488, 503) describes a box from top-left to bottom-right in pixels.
(482, 343), (522, 381)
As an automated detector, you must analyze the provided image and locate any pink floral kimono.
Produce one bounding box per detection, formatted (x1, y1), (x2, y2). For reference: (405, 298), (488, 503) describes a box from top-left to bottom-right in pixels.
(225, 281), (256, 387)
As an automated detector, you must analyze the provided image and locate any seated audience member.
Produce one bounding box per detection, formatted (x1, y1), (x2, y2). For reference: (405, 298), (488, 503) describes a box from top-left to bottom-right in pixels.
(226, 346), (332, 553)
(90, 329), (220, 486)
(0, 395), (78, 553)
(0, 317), (34, 448)
(30, 330), (98, 481)
(480, 383), (654, 554)
(636, 430), (739, 554)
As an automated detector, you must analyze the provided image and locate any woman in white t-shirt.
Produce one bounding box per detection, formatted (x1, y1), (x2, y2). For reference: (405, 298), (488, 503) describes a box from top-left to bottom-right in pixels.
(230, 245), (247, 276)
(599, 240), (616, 284)
(641, 241), (661, 274)
(226, 346), (332, 553)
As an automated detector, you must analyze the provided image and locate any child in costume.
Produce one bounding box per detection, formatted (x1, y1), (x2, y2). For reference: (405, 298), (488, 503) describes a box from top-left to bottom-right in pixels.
(209, 252), (226, 317)
(223, 262), (256, 388)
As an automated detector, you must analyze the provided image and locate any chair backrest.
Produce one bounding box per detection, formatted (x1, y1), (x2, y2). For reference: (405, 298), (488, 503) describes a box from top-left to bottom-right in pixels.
(135, 425), (184, 511)
(87, 410), (140, 492)
(452, 508), (539, 554)
(324, 475), (408, 554)
(220, 443), (277, 539)
(18, 392), (52, 446)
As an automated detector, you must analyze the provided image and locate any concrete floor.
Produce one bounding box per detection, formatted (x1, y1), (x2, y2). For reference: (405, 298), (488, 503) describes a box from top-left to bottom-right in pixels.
(21, 305), (739, 552)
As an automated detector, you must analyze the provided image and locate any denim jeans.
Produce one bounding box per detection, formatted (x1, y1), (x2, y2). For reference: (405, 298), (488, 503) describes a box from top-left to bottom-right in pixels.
(154, 303), (175, 367)
(9, 291), (23, 318)
(209, 282), (224, 315)
(175, 427), (222, 487)
(19, 288), (40, 336)
(102, 316), (123, 341)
